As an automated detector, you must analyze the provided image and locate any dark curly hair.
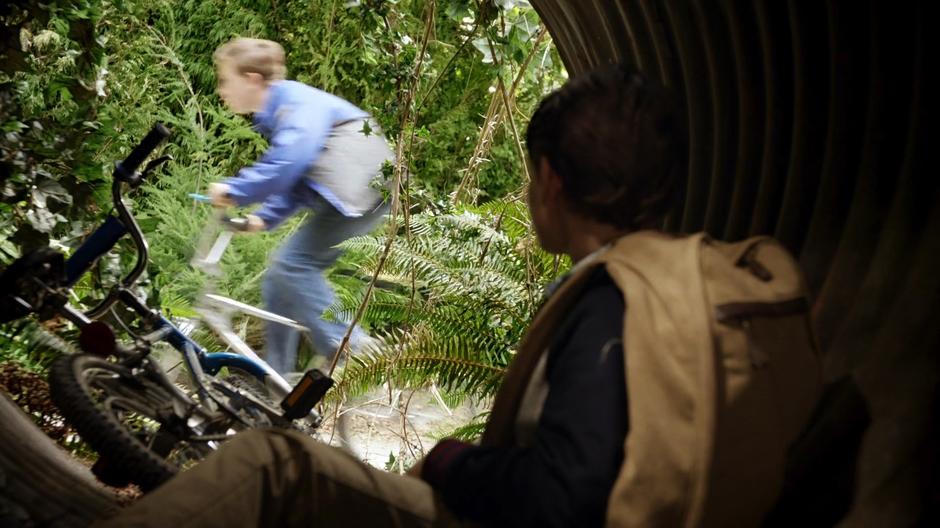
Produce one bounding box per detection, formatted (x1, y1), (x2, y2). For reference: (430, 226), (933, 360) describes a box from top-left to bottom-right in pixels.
(525, 63), (688, 230)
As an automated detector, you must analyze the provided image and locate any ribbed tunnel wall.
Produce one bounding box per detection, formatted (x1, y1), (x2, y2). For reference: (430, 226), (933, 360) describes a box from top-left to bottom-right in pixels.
(530, 1), (935, 523)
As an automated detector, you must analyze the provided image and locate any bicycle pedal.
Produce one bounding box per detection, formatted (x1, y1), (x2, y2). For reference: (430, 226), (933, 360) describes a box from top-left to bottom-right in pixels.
(280, 369), (333, 421)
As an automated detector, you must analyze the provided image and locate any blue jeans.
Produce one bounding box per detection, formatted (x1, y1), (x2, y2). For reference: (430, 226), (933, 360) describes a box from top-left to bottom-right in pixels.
(262, 196), (387, 374)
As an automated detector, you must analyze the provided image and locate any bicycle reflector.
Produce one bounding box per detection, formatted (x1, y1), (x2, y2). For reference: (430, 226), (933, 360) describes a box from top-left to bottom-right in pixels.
(79, 320), (117, 357)
(280, 369), (334, 421)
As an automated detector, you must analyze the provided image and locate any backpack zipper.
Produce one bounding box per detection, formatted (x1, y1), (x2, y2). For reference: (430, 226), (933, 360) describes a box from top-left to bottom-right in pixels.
(715, 298), (809, 368)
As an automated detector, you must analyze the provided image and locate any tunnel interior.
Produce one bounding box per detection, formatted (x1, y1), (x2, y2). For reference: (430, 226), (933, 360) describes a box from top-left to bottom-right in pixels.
(531, 0), (935, 524)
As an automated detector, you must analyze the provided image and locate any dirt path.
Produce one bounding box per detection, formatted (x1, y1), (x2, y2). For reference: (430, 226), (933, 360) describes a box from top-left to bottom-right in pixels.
(323, 385), (483, 470)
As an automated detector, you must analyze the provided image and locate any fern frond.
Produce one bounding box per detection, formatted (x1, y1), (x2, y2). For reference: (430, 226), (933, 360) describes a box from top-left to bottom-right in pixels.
(332, 327), (508, 404)
(438, 417), (489, 442)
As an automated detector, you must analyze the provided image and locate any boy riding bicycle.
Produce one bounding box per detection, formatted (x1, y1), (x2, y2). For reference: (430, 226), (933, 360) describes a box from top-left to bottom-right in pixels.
(208, 38), (391, 376)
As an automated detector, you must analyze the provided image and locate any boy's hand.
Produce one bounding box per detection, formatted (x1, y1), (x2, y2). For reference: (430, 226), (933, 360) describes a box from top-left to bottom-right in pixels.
(245, 214), (266, 232)
(406, 457), (425, 479)
(208, 182), (235, 207)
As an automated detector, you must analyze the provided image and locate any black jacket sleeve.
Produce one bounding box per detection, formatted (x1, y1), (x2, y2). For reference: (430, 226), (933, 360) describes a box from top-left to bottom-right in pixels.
(422, 268), (628, 528)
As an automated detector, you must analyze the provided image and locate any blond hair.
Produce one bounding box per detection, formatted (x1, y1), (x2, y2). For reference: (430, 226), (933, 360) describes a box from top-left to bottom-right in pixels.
(213, 38), (286, 81)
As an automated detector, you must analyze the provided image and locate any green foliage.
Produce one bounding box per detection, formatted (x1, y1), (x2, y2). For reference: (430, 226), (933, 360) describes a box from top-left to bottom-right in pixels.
(327, 197), (562, 405)
(1, 0), (568, 445)
(2, 0), (563, 280)
(0, 320), (78, 371)
(441, 418), (487, 442)
(1, 0), (109, 253)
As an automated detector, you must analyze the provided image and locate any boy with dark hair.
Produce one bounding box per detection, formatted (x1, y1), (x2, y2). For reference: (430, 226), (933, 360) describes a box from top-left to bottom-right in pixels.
(413, 64), (688, 526)
(93, 63), (819, 528)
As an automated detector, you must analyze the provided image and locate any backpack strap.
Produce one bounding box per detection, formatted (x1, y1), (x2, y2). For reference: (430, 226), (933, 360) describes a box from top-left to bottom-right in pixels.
(481, 261), (604, 447)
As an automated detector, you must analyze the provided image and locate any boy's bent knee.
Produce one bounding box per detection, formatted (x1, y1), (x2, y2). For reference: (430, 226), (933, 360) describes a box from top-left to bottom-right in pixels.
(223, 428), (316, 461)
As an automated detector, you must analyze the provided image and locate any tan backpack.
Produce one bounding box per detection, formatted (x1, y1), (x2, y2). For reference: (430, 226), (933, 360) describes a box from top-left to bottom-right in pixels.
(485, 231), (824, 527)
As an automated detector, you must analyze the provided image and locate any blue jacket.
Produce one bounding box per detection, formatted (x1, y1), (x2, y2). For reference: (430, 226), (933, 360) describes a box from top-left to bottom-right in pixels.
(223, 80), (369, 228)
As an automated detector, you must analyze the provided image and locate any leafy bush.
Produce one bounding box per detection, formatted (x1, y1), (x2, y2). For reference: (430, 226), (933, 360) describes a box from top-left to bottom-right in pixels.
(328, 197), (565, 404)
(1, 0), (567, 444)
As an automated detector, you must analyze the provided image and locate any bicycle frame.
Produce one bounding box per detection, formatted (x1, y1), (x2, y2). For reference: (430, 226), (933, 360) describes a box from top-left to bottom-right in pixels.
(189, 211), (309, 402)
(51, 183), (287, 405)
(5, 124), (323, 424)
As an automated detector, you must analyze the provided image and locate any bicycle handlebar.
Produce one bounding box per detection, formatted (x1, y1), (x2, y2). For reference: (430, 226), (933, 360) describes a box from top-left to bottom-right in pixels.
(220, 215), (252, 232)
(85, 124), (171, 319)
(189, 195), (253, 232)
(114, 123), (171, 184)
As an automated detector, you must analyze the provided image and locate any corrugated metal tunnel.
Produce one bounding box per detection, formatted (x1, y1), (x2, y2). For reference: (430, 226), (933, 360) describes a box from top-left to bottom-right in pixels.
(531, 0), (935, 524)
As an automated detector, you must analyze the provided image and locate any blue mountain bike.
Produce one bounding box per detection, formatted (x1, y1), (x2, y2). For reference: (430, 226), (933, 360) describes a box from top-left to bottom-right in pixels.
(0, 124), (334, 491)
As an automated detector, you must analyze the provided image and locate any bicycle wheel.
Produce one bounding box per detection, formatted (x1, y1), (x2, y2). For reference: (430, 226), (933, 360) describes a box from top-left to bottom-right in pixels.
(218, 367), (276, 406)
(49, 354), (266, 491)
(218, 366), (328, 438)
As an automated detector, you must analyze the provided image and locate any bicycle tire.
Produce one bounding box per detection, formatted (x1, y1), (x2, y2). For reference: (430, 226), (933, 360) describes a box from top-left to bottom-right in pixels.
(220, 367), (276, 407)
(49, 354), (188, 491)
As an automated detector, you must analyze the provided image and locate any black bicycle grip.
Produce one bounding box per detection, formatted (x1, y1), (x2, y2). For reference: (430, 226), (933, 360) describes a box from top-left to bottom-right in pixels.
(221, 215), (252, 232)
(115, 123), (170, 181)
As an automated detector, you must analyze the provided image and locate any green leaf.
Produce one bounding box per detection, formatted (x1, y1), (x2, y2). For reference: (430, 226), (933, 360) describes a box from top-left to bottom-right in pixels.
(471, 37), (494, 64)
(445, 0), (473, 22)
(26, 208), (60, 233)
(30, 179), (73, 209)
(359, 119), (373, 137)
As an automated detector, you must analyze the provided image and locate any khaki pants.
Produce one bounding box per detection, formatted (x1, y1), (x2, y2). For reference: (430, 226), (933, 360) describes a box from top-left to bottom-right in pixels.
(92, 429), (466, 528)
